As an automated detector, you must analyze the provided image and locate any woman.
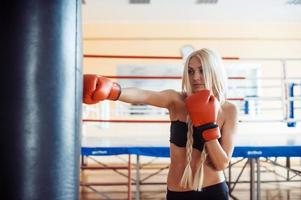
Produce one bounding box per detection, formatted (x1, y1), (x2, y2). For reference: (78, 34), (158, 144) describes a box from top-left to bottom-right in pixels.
(83, 48), (238, 200)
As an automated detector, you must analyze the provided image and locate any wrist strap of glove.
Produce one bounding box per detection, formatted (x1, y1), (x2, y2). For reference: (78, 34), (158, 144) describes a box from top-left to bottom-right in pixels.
(193, 123), (220, 142)
(108, 82), (121, 100)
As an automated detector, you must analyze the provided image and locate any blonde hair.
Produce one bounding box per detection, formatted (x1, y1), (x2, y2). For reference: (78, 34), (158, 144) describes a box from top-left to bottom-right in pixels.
(180, 48), (228, 190)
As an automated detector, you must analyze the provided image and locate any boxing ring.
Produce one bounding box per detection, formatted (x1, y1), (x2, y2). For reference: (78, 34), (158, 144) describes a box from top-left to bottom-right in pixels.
(81, 54), (301, 200)
(81, 122), (301, 200)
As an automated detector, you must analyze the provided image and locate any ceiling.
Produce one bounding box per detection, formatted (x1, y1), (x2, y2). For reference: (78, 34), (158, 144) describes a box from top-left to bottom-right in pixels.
(82, 0), (301, 24)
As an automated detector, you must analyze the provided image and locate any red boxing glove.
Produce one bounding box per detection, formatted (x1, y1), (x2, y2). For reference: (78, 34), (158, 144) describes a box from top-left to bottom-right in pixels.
(83, 74), (121, 104)
(185, 89), (220, 141)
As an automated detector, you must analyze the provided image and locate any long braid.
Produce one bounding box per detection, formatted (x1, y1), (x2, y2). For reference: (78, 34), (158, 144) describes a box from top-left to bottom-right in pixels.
(192, 144), (207, 191)
(179, 117), (194, 188)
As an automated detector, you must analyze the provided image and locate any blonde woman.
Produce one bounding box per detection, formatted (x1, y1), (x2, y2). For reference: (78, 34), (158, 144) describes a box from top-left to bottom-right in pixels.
(83, 48), (238, 200)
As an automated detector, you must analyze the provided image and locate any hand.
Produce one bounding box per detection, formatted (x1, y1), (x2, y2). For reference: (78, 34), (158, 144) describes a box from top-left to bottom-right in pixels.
(185, 89), (220, 141)
(83, 74), (121, 104)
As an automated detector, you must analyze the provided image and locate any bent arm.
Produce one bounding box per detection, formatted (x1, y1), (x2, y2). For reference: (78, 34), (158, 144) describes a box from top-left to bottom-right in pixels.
(205, 103), (238, 171)
(119, 87), (178, 109)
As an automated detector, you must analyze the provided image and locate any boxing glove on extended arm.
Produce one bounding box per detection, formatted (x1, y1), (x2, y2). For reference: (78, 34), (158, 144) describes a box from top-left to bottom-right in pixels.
(185, 90), (220, 142)
(83, 74), (121, 104)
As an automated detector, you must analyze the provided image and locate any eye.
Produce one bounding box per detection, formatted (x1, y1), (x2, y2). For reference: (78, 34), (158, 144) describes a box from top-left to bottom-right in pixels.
(188, 68), (194, 75)
(199, 68), (203, 75)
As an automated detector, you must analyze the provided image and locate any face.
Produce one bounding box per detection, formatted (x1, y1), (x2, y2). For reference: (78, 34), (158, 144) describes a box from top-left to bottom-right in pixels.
(188, 56), (205, 93)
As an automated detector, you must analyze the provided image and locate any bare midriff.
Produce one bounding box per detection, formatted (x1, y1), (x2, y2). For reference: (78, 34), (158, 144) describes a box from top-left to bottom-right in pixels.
(167, 144), (225, 192)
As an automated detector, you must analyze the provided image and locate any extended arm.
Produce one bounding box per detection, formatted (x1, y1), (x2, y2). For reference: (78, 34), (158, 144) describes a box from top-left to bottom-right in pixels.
(119, 87), (177, 108)
(83, 74), (177, 109)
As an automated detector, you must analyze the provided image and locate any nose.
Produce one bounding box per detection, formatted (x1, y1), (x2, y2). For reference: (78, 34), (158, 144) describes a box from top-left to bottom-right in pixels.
(193, 70), (202, 81)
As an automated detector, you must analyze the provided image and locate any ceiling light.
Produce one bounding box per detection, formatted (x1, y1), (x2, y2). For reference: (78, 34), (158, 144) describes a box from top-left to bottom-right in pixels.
(130, 0), (151, 4)
(196, 0), (218, 4)
(286, 0), (301, 4)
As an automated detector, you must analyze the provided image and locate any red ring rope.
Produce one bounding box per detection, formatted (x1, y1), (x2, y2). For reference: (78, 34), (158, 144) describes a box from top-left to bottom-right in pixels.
(84, 54), (239, 60)
(104, 75), (246, 80)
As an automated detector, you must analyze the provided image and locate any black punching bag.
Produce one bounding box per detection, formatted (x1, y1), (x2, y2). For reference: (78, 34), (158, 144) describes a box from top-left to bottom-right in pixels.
(0, 1), (82, 200)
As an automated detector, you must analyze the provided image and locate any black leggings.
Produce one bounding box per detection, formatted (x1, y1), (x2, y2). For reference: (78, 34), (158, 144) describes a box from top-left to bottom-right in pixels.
(166, 182), (229, 200)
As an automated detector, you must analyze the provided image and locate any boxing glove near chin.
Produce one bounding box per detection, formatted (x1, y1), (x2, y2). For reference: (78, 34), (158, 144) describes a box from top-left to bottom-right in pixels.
(185, 89), (220, 142)
(83, 74), (121, 104)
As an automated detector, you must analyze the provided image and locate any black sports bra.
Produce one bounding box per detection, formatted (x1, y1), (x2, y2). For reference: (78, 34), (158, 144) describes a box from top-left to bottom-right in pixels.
(170, 120), (220, 150)
(169, 120), (188, 147)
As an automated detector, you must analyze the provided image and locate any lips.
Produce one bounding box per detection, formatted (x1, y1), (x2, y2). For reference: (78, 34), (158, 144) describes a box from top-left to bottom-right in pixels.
(193, 84), (203, 87)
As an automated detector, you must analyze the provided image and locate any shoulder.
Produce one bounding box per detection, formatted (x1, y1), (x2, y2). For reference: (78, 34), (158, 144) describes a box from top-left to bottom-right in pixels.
(222, 101), (238, 114)
(161, 90), (187, 117)
(161, 89), (185, 101)
(220, 101), (239, 132)
(156, 89), (184, 108)
(221, 101), (239, 123)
